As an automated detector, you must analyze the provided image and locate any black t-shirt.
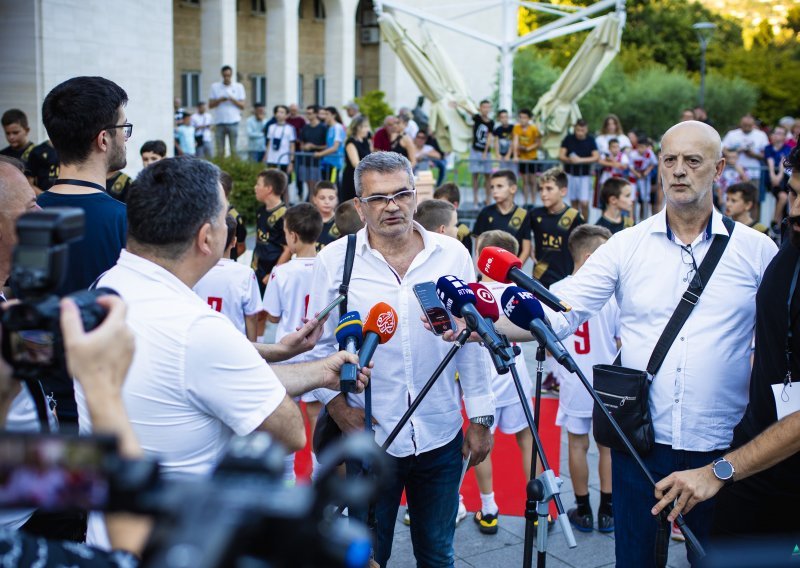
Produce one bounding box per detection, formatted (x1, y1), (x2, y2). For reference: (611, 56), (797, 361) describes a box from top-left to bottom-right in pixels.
(473, 203), (532, 252)
(228, 204), (247, 261)
(493, 124), (514, 157)
(26, 141), (60, 191)
(316, 218), (340, 250)
(731, 240), (800, 493)
(472, 115), (494, 151)
(0, 141), (35, 164)
(596, 214), (633, 235)
(301, 123), (327, 148)
(530, 205), (584, 287)
(457, 221), (473, 255)
(560, 134), (598, 176)
(252, 201), (287, 278)
(105, 172), (132, 203)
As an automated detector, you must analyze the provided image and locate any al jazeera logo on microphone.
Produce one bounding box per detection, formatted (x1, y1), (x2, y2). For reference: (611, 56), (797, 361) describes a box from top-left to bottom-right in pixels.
(376, 308), (396, 335)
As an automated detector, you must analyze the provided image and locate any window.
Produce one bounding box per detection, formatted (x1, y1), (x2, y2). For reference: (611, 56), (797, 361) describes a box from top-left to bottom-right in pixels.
(181, 71), (201, 107)
(251, 0), (265, 14)
(314, 0), (326, 19)
(297, 75), (304, 108)
(251, 75), (267, 106)
(314, 75), (326, 106)
(183, 0), (200, 5)
(354, 77), (363, 98)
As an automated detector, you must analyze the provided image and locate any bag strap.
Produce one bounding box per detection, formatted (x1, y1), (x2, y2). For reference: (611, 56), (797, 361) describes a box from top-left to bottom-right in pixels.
(339, 234), (357, 317)
(646, 216), (735, 376)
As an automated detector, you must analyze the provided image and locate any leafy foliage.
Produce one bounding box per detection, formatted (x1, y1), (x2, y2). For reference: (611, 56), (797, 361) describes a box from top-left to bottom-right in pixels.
(210, 155), (264, 225)
(354, 90), (395, 130)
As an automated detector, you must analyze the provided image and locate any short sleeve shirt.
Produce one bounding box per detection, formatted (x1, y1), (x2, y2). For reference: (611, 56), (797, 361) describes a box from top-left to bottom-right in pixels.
(209, 81), (246, 124)
(252, 202), (287, 277)
(263, 257), (317, 361)
(512, 124), (540, 160)
(473, 203), (532, 251)
(192, 259), (263, 336)
(26, 141), (60, 191)
(561, 134), (598, 176)
(265, 123), (296, 165)
(472, 115), (494, 151)
(530, 205), (585, 287)
(493, 124), (514, 156)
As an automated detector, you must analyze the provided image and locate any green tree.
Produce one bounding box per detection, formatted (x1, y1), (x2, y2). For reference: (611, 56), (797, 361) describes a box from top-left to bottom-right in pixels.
(354, 90), (394, 130)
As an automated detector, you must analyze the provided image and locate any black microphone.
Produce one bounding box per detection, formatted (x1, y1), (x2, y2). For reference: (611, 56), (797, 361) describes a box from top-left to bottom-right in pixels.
(435, 276), (510, 359)
(478, 246), (572, 313)
(335, 311), (363, 393)
(500, 286), (578, 373)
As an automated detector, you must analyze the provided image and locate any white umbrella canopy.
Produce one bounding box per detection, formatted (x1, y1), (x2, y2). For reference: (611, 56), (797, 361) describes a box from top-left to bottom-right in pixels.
(533, 14), (623, 157)
(378, 10), (478, 154)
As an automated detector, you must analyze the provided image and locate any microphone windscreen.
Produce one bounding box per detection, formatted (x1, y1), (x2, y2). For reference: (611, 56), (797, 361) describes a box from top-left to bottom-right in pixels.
(468, 282), (500, 322)
(435, 275), (476, 318)
(500, 286), (545, 329)
(335, 311), (363, 348)
(478, 246), (522, 283)
(362, 302), (398, 344)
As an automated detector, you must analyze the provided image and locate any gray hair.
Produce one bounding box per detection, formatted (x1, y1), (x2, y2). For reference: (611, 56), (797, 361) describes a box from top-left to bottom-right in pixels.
(353, 151), (414, 197)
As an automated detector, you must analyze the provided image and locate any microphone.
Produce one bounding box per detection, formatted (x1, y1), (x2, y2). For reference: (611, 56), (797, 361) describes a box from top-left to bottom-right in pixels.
(500, 286), (578, 373)
(468, 282), (511, 374)
(335, 311), (363, 393)
(435, 275), (510, 359)
(478, 246), (572, 313)
(358, 302), (398, 369)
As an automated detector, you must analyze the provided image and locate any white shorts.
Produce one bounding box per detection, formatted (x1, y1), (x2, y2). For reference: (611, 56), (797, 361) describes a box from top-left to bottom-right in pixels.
(469, 148), (493, 174)
(568, 175), (593, 203)
(491, 398), (534, 435)
(555, 406), (592, 436)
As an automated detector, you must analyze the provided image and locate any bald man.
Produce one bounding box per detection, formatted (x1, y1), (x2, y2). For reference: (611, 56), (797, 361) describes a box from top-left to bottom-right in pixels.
(536, 121), (777, 566)
(0, 156), (38, 296)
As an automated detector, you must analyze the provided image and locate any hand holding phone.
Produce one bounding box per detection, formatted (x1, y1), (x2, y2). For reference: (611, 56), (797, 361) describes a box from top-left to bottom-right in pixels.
(413, 282), (453, 336)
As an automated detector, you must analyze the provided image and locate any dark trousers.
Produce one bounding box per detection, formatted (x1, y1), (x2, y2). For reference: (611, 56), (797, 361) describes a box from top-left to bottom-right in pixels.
(612, 443), (724, 567)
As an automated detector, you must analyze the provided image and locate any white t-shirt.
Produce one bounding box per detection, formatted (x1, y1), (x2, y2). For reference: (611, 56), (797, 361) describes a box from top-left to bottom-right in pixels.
(190, 111), (213, 142)
(550, 276), (621, 417)
(209, 81), (246, 124)
(193, 258), (263, 336)
(265, 123), (297, 165)
(595, 133), (632, 156)
(263, 257), (316, 362)
(722, 128), (769, 173)
(483, 282), (533, 407)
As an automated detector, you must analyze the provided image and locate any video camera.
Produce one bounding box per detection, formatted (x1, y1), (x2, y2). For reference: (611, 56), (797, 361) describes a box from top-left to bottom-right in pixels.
(1, 208), (115, 382)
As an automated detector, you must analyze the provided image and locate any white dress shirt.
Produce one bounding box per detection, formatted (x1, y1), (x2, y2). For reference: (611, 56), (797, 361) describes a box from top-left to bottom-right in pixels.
(547, 209), (777, 451)
(307, 224), (495, 458)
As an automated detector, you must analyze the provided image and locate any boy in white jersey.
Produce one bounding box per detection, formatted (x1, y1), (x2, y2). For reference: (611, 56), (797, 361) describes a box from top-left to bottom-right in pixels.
(471, 230), (535, 535)
(550, 224), (619, 533)
(263, 203), (323, 482)
(193, 215), (263, 340)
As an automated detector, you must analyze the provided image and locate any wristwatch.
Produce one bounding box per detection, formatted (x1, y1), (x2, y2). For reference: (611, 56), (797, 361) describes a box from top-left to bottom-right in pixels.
(470, 415), (494, 428)
(711, 457), (736, 485)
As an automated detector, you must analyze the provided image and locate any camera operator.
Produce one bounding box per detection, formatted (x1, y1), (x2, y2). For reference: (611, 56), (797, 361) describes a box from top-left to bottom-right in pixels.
(0, 294), (146, 566)
(75, 156), (370, 549)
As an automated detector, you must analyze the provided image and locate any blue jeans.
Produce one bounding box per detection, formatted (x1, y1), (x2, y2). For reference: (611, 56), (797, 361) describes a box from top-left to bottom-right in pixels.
(374, 431), (463, 568)
(612, 443), (725, 567)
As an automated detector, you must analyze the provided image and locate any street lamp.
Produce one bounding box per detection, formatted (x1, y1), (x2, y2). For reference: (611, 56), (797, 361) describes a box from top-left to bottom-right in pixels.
(693, 22), (717, 109)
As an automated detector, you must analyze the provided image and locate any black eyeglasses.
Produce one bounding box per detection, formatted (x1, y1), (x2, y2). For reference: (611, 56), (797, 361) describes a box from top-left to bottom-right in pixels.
(102, 123), (133, 139)
(358, 188), (416, 208)
(680, 244), (703, 287)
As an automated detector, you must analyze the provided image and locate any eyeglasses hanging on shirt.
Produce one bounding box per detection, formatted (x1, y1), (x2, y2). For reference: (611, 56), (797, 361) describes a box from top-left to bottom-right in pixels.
(679, 244), (704, 288)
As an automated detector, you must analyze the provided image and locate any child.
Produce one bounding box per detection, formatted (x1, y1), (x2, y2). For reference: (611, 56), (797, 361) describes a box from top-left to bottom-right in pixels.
(473, 170), (532, 265)
(597, 138), (630, 189)
(140, 140), (167, 167)
(106, 169), (132, 203)
(512, 109), (541, 206)
(596, 178), (634, 235)
(725, 182), (769, 235)
(175, 112), (196, 156)
(433, 182), (473, 254)
(220, 170), (247, 261)
(470, 99), (495, 207)
(333, 199), (364, 237)
(263, 203), (324, 483)
(471, 230), (535, 535)
(414, 198), (458, 238)
(493, 109), (514, 167)
(0, 109), (35, 163)
(716, 148), (749, 208)
(628, 136), (657, 220)
(766, 126), (792, 232)
(550, 225), (619, 534)
(558, 119), (598, 222)
(311, 180), (340, 248)
(252, 169), (290, 296)
(265, 104), (296, 172)
(193, 215), (263, 341)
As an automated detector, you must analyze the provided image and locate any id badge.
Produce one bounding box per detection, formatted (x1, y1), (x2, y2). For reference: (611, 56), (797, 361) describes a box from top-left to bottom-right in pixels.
(772, 382), (800, 421)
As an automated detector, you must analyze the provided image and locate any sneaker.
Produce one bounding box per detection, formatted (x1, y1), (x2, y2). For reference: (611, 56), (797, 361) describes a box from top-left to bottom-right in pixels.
(474, 510), (499, 535)
(455, 500), (468, 527)
(597, 510), (614, 533)
(567, 507), (593, 533)
(402, 508), (410, 526)
(541, 373), (559, 394)
(671, 520), (685, 542)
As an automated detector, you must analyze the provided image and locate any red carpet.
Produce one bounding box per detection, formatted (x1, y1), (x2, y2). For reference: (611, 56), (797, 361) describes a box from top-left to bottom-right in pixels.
(294, 398), (561, 518)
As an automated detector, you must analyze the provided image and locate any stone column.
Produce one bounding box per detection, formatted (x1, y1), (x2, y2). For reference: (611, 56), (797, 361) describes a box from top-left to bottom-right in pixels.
(201, 0), (238, 104)
(324, 0), (358, 109)
(266, 0), (300, 107)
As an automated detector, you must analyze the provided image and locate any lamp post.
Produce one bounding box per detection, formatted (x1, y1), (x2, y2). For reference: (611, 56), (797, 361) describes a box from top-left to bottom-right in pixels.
(692, 22), (717, 109)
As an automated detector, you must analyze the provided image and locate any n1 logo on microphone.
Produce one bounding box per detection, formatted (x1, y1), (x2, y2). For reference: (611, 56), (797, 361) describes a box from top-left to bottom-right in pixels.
(475, 287), (494, 305)
(376, 309), (396, 335)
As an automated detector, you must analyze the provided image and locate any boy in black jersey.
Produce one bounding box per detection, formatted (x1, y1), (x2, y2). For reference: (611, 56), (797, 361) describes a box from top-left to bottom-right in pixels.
(470, 100), (495, 207)
(220, 170), (247, 260)
(0, 109), (35, 165)
(725, 182), (769, 235)
(529, 167), (585, 288)
(26, 140), (59, 192)
(473, 170), (532, 264)
(311, 180), (340, 248)
(493, 110), (514, 167)
(434, 182), (473, 254)
(252, 168), (289, 295)
(596, 177), (634, 235)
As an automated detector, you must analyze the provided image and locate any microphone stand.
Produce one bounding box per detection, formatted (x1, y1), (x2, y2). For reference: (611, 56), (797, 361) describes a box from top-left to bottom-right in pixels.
(527, 324), (707, 565)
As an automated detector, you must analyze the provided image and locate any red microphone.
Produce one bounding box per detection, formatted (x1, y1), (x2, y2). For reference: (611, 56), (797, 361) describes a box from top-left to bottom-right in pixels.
(358, 302), (398, 368)
(477, 246), (572, 313)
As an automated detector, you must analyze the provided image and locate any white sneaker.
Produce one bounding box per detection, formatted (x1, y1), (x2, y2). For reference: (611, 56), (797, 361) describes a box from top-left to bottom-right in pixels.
(456, 499), (468, 526)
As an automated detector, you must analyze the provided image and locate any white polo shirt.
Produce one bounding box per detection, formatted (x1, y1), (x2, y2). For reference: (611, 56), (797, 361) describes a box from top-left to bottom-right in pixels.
(307, 223), (495, 458)
(209, 80), (246, 124)
(547, 209), (777, 451)
(193, 258), (263, 336)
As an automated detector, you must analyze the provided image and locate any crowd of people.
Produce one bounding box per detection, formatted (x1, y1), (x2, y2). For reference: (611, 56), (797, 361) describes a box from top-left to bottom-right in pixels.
(1, 69), (799, 568)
